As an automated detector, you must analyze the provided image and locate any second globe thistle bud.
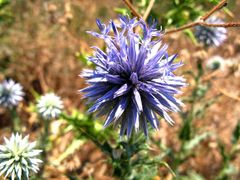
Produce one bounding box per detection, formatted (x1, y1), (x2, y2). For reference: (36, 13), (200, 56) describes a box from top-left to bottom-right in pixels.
(0, 79), (24, 108)
(194, 16), (227, 47)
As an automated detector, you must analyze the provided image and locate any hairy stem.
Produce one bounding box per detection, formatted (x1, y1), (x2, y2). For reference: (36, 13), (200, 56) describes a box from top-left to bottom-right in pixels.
(122, 0), (240, 35)
(165, 22), (199, 35)
(61, 113), (112, 156)
(163, 0), (239, 35)
(165, 21), (240, 35)
(10, 107), (21, 133)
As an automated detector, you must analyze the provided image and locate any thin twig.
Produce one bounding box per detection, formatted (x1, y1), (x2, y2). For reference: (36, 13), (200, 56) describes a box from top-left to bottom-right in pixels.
(219, 88), (240, 102)
(122, 0), (142, 19)
(201, 21), (240, 27)
(201, 0), (227, 21)
(165, 21), (240, 35)
(201, 70), (221, 82)
(163, 0), (240, 35)
(122, 0), (240, 35)
(165, 22), (199, 35)
(143, 0), (155, 21)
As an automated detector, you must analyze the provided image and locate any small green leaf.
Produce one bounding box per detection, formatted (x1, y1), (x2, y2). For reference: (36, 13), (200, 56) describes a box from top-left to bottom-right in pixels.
(76, 52), (92, 67)
(179, 120), (191, 141)
(0, 0), (10, 8)
(179, 171), (205, 180)
(114, 8), (129, 16)
(183, 132), (211, 151)
(194, 84), (208, 99)
(232, 121), (240, 144)
(218, 142), (229, 164)
(217, 164), (237, 180)
(184, 29), (198, 45)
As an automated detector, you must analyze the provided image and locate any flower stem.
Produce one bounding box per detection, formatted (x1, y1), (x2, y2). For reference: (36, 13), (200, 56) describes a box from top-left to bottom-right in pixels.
(10, 107), (21, 133)
(61, 113), (112, 156)
(38, 119), (50, 176)
(42, 119), (50, 159)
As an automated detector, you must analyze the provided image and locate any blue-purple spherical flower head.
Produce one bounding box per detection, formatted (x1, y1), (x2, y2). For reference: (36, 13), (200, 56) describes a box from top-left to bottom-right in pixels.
(0, 79), (24, 108)
(195, 16), (227, 47)
(81, 16), (186, 137)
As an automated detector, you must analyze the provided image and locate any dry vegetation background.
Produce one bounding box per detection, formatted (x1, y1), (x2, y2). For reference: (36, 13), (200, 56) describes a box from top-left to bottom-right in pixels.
(0, 0), (240, 179)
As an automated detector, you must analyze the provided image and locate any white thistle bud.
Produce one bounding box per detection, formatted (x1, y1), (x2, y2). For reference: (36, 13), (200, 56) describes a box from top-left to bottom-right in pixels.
(0, 133), (42, 180)
(37, 93), (63, 120)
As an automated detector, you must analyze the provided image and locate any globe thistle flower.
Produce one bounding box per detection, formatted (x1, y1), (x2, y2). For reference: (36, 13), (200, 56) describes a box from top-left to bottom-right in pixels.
(0, 133), (42, 180)
(195, 16), (227, 47)
(81, 16), (186, 137)
(37, 93), (63, 120)
(0, 79), (24, 108)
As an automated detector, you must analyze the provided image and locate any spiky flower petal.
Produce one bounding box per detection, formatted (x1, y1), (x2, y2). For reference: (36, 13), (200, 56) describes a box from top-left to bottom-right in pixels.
(37, 93), (63, 120)
(0, 79), (24, 108)
(81, 16), (186, 137)
(0, 133), (42, 180)
(195, 16), (227, 47)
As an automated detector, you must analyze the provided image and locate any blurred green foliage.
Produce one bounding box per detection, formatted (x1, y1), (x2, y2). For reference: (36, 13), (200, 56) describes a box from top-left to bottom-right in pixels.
(0, 0), (12, 24)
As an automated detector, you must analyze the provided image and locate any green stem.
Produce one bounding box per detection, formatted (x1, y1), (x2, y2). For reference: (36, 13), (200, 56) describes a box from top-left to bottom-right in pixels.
(10, 107), (21, 133)
(61, 113), (112, 156)
(38, 119), (50, 177)
(42, 119), (50, 159)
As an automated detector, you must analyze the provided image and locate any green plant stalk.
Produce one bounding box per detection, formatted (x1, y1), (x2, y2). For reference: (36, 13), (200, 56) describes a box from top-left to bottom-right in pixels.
(61, 113), (112, 156)
(62, 113), (157, 178)
(42, 119), (50, 158)
(9, 107), (21, 133)
(38, 118), (50, 177)
(172, 68), (203, 175)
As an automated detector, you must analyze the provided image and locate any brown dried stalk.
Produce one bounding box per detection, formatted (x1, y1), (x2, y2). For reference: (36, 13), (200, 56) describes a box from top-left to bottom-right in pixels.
(165, 21), (240, 35)
(201, 0), (228, 21)
(122, 0), (142, 19)
(143, 0), (155, 21)
(219, 88), (240, 102)
(165, 0), (240, 35)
